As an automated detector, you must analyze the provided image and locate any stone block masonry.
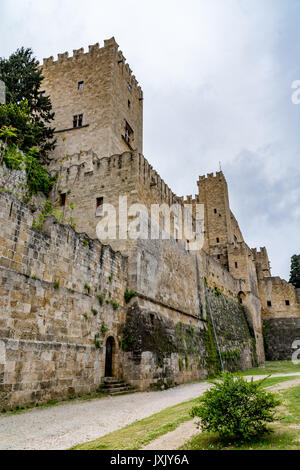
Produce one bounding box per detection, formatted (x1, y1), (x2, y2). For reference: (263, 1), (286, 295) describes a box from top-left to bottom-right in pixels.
(0, 191), (258, 407)
(0, 192), (128, 409)
(263, 318), (300, 361)
(42, 38), (143, 163)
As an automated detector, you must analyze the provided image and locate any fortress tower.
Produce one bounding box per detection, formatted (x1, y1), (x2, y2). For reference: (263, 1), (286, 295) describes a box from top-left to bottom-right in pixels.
(42, 38), (143, 166)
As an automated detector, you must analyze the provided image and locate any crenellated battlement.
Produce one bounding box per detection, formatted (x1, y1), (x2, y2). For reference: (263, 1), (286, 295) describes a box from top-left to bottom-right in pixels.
(42, 37), (142, 97)
(198, 171), (224, 182)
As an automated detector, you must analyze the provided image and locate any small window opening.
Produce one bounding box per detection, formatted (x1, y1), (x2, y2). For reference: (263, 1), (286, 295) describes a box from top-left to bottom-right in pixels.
(127, 83), (132, 92)
(73, 114), (83, 128)
(78, 81), (84, 90)
(96, 197), (104, 217)
(9, 202), (13, 217)
(285, 300), (290, 306)
(217, 255), (221, 260)
(267, 301), (272, 307)
(235, 262), (238, 268)
(150, 314), (155, 326)
(128, 100), (131, 109)
(216, 238), (220, 243)
(124, 121), (134, 145)
(214, 209), (217, 214)
(59, 193), (66, 207)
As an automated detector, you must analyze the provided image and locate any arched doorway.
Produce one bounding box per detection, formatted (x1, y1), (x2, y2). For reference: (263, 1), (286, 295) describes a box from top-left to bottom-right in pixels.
(105, 337), (115, 377)
(238, 291), (246, 305)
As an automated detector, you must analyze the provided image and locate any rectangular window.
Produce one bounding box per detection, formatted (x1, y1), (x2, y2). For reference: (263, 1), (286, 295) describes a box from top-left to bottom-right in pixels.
(267, 301), (272, 307)
(124, 121), (134, 146)
(216, 238), (220, 243)
(235, 262), (238, 268)
(59, 193), (66, 207)
(285, 300), (290, 306)
(96, 197), (104, 217)
(78, 81), (84, 90)
(214, 209), (217, 214)
(217, 255), (221, 260)
(73, 114), (83, 128)
(128, 100), (131, 109)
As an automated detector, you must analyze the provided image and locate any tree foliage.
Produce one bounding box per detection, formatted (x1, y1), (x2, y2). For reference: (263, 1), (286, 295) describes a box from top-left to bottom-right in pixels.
(0, 47), (55, 160)
(191, 373), (280, 441)
(289, 255), (300, 289)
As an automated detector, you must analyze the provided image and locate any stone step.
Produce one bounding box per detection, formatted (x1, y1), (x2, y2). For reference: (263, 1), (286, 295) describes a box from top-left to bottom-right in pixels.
(109, 390), (136, 396)
(99, 378), (136, 395)
(101, 384), (129, 390)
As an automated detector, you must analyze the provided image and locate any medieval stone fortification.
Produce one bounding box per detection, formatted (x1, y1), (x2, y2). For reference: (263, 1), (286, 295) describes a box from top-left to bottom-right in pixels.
(0, 38), (299, 409)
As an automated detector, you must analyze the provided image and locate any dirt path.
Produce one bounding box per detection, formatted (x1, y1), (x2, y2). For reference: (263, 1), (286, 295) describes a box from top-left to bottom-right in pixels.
(267, 378), (300, 392)
(1, 373), (299, 450)
(143, 419), (199, 450)
(0, 381), (211, 450)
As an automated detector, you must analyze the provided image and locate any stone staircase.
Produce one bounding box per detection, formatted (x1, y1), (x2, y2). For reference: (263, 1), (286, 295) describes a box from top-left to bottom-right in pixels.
(100, 377), (136, 396)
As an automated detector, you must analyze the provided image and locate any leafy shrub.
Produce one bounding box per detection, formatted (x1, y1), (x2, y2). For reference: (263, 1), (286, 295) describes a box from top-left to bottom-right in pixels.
(1, 141), (56, 197)
(191, 373), (280, 441)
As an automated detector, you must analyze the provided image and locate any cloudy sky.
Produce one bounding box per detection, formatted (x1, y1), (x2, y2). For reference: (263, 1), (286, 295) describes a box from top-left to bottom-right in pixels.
(1, 0), (299, 279)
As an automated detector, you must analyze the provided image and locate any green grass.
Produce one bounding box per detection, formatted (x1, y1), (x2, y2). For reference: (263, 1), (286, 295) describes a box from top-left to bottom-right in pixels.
(71, 375), (299, 450)
(240, 360), (300, 377)
(180, 384), (300, 450)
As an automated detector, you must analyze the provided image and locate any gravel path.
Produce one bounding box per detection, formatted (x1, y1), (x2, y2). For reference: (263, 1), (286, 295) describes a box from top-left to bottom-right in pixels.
(1, 373), (300, 450)
(0, 382), (211, 450)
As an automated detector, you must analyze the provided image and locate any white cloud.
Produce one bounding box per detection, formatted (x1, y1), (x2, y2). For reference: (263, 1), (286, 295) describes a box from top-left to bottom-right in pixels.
(1, 0), (299, 279)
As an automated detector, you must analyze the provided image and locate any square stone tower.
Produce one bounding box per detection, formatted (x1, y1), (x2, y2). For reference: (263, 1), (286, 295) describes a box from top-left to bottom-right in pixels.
(42, 38), (143, 165)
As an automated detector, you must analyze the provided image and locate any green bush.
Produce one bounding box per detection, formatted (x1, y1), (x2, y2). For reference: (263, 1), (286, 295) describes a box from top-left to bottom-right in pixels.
(191, 373), (280, 441)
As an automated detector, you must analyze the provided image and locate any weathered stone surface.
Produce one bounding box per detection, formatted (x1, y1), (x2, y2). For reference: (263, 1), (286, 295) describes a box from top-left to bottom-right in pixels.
(263, 318), (300, 361)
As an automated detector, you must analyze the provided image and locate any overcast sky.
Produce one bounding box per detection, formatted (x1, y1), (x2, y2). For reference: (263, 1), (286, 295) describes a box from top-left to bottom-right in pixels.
(1, 0), (299, 279)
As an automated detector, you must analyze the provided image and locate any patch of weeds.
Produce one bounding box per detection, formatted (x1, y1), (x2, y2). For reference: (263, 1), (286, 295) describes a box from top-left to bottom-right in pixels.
(124, 290), (137, 304)
(101, 322), (109, 335)
(84, 284), (91, 295)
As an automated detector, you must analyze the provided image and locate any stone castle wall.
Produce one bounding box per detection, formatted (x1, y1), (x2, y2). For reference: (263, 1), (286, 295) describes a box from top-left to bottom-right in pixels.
(263, 317), (300, 361)
(0, 192), (128, 408)
(0, 191), (258, 406)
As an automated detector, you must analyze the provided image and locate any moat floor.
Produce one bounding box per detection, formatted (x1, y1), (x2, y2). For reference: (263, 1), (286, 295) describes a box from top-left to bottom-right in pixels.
(1, 373), (300, 450)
